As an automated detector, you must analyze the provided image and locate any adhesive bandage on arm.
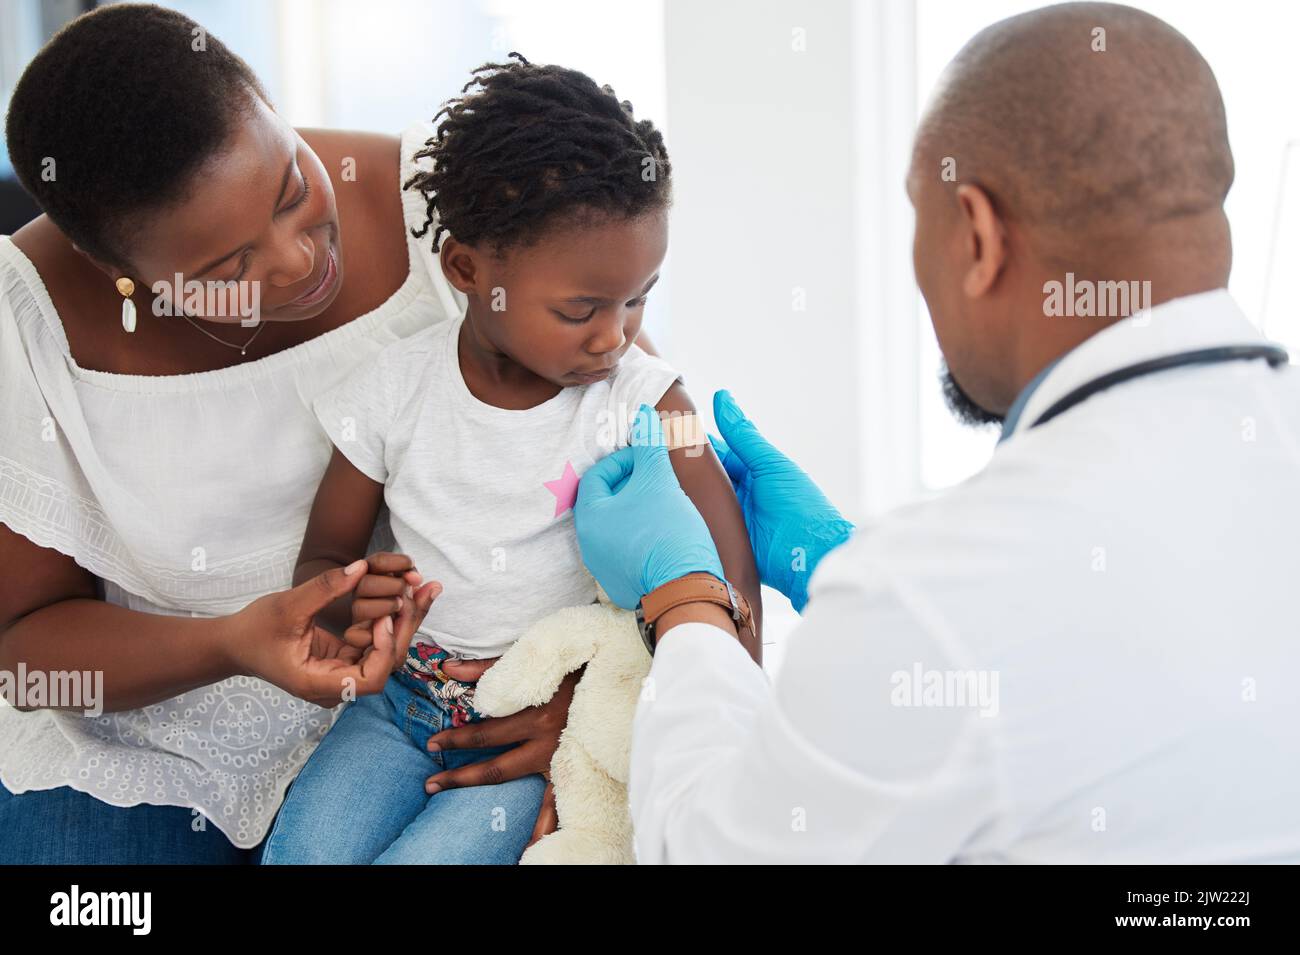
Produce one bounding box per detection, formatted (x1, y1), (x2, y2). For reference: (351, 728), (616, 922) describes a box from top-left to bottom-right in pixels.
(660, 411), (708, 453)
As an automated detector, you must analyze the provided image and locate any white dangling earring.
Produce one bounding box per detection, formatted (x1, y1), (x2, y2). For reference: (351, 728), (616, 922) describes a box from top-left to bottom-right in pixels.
(116, 277), (137, 333)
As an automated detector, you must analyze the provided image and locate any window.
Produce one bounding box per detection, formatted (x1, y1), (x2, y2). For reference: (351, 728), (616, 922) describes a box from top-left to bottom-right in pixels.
(913, 0), (1300, 489)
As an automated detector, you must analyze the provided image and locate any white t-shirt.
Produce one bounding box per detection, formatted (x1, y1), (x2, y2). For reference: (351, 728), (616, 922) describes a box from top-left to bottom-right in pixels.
(314, 310), (682, 659)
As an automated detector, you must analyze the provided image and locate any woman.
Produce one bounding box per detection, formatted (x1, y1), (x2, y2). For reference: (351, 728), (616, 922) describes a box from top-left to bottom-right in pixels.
(0, 3), (636, 863)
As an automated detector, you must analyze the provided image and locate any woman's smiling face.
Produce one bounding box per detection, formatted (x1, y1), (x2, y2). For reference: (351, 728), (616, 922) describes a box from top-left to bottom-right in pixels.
(442, 209), (669, 387)
(122, 96), (344, 324)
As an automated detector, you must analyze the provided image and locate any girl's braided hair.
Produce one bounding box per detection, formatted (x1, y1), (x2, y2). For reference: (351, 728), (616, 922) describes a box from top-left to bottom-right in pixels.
(404, 52), (671, 257)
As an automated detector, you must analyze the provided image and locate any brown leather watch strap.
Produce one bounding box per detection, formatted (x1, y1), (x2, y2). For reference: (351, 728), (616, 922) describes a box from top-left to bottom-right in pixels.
(640, 572), (754, 645)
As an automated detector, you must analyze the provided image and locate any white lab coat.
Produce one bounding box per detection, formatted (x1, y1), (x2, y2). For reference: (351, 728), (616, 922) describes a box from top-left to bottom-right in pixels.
(630, 288), (1300, 863)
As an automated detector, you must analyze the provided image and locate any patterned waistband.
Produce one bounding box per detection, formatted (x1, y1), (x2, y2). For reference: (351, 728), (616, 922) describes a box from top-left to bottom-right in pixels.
(402, 641), (483, 727)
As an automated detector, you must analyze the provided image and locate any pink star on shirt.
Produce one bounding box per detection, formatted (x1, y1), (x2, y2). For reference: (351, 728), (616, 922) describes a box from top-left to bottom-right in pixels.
(543, 459), (581, 516)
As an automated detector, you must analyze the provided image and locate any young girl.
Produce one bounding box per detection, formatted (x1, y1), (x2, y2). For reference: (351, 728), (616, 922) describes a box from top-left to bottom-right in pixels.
(260, 54), (761, 865)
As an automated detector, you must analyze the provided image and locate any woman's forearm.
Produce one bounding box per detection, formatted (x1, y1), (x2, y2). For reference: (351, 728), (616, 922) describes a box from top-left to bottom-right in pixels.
(0, 597), (237, 713)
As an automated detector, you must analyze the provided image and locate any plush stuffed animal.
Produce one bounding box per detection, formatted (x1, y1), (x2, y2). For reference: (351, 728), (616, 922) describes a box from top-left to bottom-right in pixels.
(473, 585), (650, 864)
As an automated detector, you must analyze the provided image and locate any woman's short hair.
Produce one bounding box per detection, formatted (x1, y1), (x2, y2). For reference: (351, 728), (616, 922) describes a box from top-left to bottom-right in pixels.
(5, 2), (268, 268)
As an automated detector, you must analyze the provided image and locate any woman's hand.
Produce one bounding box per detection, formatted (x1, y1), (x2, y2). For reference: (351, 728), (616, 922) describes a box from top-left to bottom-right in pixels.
(343, 551), (440, 673)
(226, 559), (441, 707)
(425, 658), (580, 846)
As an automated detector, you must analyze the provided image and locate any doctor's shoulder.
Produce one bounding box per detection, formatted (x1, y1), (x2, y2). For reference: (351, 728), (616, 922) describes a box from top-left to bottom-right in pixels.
(825, 451), (1070, 584)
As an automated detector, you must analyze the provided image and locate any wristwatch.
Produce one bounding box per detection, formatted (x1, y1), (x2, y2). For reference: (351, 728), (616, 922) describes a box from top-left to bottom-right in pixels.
(635, 572), (755, 656)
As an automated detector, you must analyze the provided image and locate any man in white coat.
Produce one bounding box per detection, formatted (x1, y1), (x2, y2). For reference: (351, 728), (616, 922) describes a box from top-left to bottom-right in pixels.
(572, 2), (1300, 863)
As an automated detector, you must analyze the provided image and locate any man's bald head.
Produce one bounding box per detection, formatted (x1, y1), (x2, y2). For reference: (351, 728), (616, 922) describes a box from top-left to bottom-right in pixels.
(915, 2), (1233, 254)
(909, 3), (1237, 424)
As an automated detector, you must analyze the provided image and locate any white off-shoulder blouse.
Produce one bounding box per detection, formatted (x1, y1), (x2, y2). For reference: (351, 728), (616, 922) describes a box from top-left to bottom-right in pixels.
(0, 122), (466, 848)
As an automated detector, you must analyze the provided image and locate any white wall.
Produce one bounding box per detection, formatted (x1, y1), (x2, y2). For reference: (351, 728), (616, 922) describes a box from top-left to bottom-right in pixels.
(662, 0), (871, 523)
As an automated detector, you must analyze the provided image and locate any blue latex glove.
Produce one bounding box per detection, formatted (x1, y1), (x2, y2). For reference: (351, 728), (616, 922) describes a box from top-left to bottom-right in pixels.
(708, 389), (854, 613)
(575, 404), (725, 610)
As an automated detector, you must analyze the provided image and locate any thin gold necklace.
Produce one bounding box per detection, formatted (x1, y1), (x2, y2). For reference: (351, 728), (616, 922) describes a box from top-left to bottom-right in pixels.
(179, 314), (270, 357)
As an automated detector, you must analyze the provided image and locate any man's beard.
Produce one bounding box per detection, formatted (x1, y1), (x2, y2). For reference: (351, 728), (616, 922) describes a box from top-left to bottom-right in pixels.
(938, 360), (1003, 428)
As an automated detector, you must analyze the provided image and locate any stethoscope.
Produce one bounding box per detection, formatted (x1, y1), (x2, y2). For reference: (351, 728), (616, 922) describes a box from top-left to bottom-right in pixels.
(1029, 344), (1291, 430)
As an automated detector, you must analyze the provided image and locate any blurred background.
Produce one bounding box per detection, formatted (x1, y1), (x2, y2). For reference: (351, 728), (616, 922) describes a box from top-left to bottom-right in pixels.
(3, 0), (1298, 643)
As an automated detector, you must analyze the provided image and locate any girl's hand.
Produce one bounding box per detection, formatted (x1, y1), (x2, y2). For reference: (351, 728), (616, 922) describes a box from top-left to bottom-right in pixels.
(227, 559), (439, 706)
(424, 662), (582, 844)
(346, 551), (423, 636)
(343, 551), (440, 672)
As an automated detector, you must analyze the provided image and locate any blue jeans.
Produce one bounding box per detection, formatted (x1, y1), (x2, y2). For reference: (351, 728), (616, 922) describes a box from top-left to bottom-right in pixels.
(260, 670), (546, 864)
(0, 779), (262, 864)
